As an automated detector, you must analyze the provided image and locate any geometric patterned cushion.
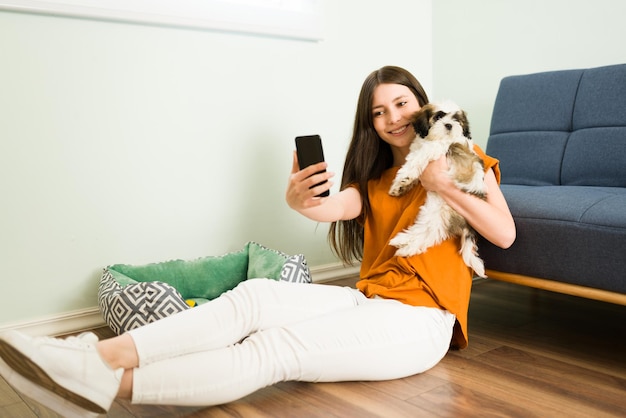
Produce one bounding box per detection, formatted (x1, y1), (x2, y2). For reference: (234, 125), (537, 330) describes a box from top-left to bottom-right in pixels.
(98, 270), (191, 335)
(281, 254), (311, 283)
(98, 242), (312, 334)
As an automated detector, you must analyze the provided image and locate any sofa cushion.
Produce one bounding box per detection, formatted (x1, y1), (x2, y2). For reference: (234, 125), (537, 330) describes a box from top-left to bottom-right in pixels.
(562, 128), (626, 187)
(486, 131), (569, 186)
(559, 64), (626, 187)
(489, 69), (582, 134)
(499, 185), (626, 227)
(572, 64), (626, 130)
(479, 185), (626, 293)
(487, 69), (583, 186)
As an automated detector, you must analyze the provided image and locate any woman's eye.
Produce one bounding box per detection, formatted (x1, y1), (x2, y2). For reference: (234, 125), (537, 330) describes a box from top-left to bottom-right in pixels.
(373, 111), (384, 117)
(398, 101), (407, 107)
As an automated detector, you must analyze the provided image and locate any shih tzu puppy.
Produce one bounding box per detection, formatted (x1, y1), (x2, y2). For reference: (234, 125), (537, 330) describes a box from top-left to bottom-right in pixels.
(388, 101), (487, 277)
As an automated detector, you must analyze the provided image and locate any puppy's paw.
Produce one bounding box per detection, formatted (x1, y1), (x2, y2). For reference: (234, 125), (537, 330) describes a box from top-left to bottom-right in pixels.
(389, 178), (413, 196)
(389, 232), (410, 248)
(388, 187), (403, 197)
(467, 255), (486, 278)
(394, 244), (427, 258)
(391, 235), (427, 257)
(394, 246), (414, 257)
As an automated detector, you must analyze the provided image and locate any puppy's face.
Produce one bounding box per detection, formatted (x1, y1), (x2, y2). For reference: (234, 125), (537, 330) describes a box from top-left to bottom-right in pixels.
(411, 101), (471, 140)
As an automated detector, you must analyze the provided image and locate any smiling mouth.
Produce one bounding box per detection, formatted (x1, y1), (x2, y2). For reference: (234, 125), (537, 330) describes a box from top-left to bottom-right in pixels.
(389, 125), (409, 135)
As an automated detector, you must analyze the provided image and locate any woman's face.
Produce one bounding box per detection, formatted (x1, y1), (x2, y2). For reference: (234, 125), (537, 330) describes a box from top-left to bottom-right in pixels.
(371, 83), (422, 159)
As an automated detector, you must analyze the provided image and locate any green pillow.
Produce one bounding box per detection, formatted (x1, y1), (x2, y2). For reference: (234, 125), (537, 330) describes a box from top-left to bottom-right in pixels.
(247, 241), (294, 280)
(108, 247), (249, 301)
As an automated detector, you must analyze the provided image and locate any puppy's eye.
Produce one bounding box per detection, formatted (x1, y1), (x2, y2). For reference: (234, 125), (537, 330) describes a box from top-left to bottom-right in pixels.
(433, 111), (446, 121)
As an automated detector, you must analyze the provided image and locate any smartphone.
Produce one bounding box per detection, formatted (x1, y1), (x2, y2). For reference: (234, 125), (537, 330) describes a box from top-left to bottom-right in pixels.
(295, 134), (330, 197)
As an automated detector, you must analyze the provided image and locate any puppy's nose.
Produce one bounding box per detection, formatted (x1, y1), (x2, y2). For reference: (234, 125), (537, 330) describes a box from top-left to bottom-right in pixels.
(445, 123), (452, 130)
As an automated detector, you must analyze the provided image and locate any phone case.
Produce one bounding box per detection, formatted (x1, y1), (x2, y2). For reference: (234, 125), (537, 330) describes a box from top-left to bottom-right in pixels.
(295, 135), (329, 197)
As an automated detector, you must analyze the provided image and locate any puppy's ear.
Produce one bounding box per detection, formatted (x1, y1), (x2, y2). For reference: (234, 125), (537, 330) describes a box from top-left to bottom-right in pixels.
(458, 110), (471, 139)
(411, 105), (432, 138)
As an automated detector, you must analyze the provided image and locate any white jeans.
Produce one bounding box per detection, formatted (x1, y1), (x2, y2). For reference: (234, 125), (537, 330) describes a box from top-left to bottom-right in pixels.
(128, 278), (455, 406)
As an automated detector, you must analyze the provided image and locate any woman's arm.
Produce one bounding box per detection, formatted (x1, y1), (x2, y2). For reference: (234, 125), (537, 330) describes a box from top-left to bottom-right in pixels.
(420, 156), (516, 249)
(286, 152), (362, 222)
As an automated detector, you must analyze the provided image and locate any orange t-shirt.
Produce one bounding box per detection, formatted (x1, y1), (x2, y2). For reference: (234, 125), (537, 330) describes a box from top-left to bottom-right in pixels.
(356, 146), (500, 349)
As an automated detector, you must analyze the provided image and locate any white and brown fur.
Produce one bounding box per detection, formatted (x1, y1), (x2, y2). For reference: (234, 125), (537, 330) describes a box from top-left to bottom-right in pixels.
(388, 101), (487, 277)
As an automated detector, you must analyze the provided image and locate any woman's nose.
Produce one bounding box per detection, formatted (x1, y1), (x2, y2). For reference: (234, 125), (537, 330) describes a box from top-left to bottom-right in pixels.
(388, 109), (401, 123)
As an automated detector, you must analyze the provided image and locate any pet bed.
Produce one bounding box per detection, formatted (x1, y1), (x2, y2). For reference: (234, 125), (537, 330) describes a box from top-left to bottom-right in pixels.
(98, 241), (311, 334)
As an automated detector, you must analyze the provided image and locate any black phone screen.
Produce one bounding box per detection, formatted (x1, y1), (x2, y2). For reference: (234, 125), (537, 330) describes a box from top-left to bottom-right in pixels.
(295, 135), (329, 197)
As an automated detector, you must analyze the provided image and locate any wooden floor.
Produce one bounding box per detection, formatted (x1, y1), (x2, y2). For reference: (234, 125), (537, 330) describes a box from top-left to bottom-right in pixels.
(1, 278), (625, 417)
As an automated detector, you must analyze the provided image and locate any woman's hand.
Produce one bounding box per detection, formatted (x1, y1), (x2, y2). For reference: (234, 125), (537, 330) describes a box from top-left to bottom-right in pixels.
(286, 151), (362, 222)
(286, 151), (334, 211)
(419, 155), (453, 193)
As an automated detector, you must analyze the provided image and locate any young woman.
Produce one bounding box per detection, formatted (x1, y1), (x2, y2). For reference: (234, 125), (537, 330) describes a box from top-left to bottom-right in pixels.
(0, 66), (515, 417)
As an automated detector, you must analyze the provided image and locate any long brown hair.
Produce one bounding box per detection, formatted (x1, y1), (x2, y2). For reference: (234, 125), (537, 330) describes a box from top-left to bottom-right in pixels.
(328, 66), (429, 265)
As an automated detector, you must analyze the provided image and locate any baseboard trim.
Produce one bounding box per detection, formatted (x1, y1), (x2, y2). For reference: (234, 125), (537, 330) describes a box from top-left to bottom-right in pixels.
(0, 263), (361, 337)
(310, 262), (360, 283)
(0, 307), (105, 337)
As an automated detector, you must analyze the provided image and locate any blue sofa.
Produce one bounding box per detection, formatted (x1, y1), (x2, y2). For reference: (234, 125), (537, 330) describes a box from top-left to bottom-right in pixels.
(478, 63), (626, 305)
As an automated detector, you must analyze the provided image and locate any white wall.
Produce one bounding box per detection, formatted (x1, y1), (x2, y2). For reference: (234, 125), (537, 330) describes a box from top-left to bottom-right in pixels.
(0, 1), (432, 327)
(7, 0), (623, 331)
(433, 0), (626, 149)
